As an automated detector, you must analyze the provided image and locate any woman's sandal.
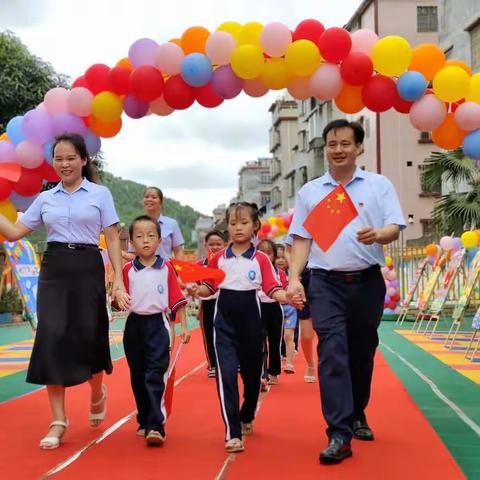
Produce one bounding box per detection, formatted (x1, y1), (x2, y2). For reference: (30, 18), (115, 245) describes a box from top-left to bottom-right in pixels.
(89, 384), (107, 427)
(284, 363), (296, 374)
(241, 422), (254, 436)
(225, 438), (245, 453)
(39, 419), (69, 450)
(304, 366), (316, 383)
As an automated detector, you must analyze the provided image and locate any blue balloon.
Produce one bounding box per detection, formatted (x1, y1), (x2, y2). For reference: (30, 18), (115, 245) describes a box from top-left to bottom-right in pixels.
(6, 116), (26, 145)
(43, 141), (54, 165)
(84, 131), (102, 156)
(181, 53), (212, 87)
(383, 308), (394, 315)
(397, 71), (427, 101)
(463, 129), (480, 160)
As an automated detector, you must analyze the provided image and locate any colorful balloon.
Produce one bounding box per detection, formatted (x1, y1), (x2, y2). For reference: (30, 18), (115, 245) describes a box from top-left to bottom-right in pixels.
(230, 45), (264, 80)
(243, 78), (269, 98)
(261, 58), (290, 90)
(163, 75), (195, 110)
(85, 64), (111, 95)
(292, 19), (325, 43)
(350, 29), (378, 55)
(432, 113), (466, 150)
(181, 26), (210, 54)
(362, 75), (397, 112)
(129, 65), (165, 101)
(205, 31), (236, 66)
(92, 92), (123, 122)
(409, 94), (447, 131)
(318, 27), (352, 63)
(310, 63), (343, 100)
(155, 42), (185, 76)
(211, 65), (243, 99)
(340, 52), (373, 86)
(455, 102), (480, 131)
(194, 82), (224, 108)
(397, 71), (427, 101)
(238, 22), (263, 46)
(335, 84), (364, 114)
(67, 87), (94, 116)
(372, 35), (412, 77)
(128, 38), (159, 67)
(408, 43), (445, 81)
(285, 40), (321, 77)
(260, 22), (292, 57)
(463, 129), (480, 160)
(181, 53), (212, 87)
(433, 66), (470, 103)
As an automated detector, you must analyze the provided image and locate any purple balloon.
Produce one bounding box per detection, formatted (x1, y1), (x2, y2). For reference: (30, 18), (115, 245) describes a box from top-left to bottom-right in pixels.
(211, 65), (243, 100)
(128, 38), (159, 67)
(22, 108), (54, 145)
(452, 237), (463, 250)
(52, 113), (87, 137)
(84, 131), (102, 155)
(0, 141), (16, 163)
(123, 95), (149, 119)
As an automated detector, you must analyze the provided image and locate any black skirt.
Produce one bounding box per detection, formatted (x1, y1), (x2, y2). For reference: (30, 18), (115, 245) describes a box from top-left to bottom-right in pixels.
(26, 245), (113, 387)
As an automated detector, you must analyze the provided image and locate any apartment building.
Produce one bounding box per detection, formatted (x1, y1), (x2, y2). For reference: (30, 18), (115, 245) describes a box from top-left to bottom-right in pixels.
(236, 157), (273, 208)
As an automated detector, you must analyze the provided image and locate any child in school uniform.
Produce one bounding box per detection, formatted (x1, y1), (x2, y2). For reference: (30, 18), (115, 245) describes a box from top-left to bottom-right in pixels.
(256, 239), (287, 388)
(189, 202), (302, 453)
(122, 215), (190, 446)
(198, 230), (227, 378)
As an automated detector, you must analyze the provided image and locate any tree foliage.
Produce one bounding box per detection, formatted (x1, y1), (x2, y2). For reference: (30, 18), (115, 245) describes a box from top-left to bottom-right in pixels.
(0, 30), (69, 133)
(421, 149), (480, 235)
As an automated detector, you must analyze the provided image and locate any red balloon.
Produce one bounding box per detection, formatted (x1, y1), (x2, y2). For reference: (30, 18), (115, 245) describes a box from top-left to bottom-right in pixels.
(0, 178), (13, 201)
(318, 27), (352, 63)
(37, 162), (60, 182)
(393, 92), (413, 113)
(262, 223), (272, 234)
(163, 75), (195, 110)
(72, 75), (89, 89)
(194, 83), (224, 108)
(451, 98), (465, 112)
(293, 19), (325, 43)
(85, 64), (111, 95)
(340, 52), (373, 86)
(362, 75), (397, 113)
(109, 66), (131, 95)
(13, 168), (43, 197)
(129, 66), (165, 102)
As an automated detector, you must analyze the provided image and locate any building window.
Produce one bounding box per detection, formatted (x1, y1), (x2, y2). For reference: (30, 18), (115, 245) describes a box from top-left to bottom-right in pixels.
(260, 192), (271, 206)
(300, 166), (308, 185)
(417, 6), (438, 32)
(260, 171), (271, 184)
(470, 22), (480, 72)
(418, 131), (433, 143)
(288, 173), (296, 198)
(421, 219), (435, 238)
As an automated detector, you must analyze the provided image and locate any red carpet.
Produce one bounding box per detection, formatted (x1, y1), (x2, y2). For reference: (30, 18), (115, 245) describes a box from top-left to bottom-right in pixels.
(0, 330), (465, 479)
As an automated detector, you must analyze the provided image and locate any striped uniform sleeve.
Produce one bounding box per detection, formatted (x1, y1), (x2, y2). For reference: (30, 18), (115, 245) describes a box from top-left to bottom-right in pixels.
(166, 261), (188, 317)
(257, 251), (282, 298)
(201, 250), (223, 294)
(279, 269), (288, 289)
(122, 262), (133, 295)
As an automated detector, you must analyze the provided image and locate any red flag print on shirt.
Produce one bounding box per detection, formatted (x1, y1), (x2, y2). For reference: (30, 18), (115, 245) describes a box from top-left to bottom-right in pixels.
(303, 184), (359, 252)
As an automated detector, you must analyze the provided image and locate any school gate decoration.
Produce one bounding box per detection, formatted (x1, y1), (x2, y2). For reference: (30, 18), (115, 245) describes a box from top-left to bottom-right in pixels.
(1, 19), (480, 218)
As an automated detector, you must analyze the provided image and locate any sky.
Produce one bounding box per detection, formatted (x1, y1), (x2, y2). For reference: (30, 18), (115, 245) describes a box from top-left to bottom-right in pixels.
(1, 0), (364, 215)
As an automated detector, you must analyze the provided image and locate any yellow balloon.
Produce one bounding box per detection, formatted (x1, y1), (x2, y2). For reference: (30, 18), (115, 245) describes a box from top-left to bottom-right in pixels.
(0, 200), (18, 223)
(285, 40), (321, 77)
(99, 234), (107, 250)
(461, 230), (478, 248)
(92, 92), (123, 123)
(465, 73), (480, 104)
(230, 44), (264, 80)
(216, 21), (242, 41)
(372, 35), (412, 77)
(261, 58), (291, 90)
(385, 255), (393, 267)
(433, 66), (470, 103)
(238, 22), (263, 46)
(267, 217), (277, 226)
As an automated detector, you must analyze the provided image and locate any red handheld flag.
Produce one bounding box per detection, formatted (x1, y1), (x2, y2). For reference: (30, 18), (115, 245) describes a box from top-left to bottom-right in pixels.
(164, 342), (184, 418)
(303, 184), (358, 252)
(170, 258), (225, 283)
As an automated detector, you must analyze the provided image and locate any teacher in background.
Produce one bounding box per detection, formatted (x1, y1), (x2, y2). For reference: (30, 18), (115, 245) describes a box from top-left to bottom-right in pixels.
(287, 119), (405, 465)
(0, 133), (129, 450)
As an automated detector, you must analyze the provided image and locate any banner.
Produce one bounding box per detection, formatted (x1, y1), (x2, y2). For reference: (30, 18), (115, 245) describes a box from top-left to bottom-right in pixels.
(2, 240), (40, 329)
(452, 250), (480, 322)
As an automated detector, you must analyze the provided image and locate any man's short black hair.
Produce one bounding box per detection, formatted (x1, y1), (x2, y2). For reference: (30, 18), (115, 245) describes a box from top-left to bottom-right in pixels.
(129, 215), (161, 238)
(322, 119), (365, 145)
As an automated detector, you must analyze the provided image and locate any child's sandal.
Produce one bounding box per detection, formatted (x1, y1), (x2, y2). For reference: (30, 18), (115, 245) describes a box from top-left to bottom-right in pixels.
(225, 438), (245, 453)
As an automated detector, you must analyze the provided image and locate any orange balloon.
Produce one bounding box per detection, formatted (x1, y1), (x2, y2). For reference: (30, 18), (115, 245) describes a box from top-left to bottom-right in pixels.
(408, 43), (445, 81)
(89, 116), (122, 138)
(181, 27), (211, 54)
(425, 244), (438, 256)
(116, 57), (134, 70)
(431, 112), (466, 150)
(334, 84), (364, 114)
(445, 59), (472, 76)
(169, 38), (183, 48)
(0, 133), (8, 141)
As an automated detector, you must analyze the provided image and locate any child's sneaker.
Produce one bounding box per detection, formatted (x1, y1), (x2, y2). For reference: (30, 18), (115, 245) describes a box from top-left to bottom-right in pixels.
(136, 425), (145, 437)
(267, 375), (279, 385)
(225, 438), (244, 453)
(146, 427), (166, 446)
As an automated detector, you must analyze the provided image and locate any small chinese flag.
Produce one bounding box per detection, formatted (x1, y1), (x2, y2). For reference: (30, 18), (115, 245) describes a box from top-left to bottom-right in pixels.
(164, 343), (183, 418)
(303, 184), (358, 252)
(170, 258), (225, 283)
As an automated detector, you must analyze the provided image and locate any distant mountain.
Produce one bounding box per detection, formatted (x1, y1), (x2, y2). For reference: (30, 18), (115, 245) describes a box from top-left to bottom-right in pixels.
(102, 172), (200, 248)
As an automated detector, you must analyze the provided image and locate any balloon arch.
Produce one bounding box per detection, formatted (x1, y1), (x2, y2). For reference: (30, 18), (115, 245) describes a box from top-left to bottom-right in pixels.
(1, 19), (480, 222)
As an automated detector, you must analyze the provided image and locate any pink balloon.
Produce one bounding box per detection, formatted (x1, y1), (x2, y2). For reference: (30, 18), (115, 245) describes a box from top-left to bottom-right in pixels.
(439, 236), (455, 251)
(44, 87), (69, 115)
(211, 65), (243, 100)
(387, 287), (396, 297)
(243, 77), (269, 97)
(287, 76), (312, 100)
(260, 22), (292, 57)
(205, 31), (236, 66)
(67, 87), (94, 116)
(0, 141), (16, 163)
(350, 29), (379, 55)
(128, 38), (158, 67)
(455, 102), (480, 131)
(150, 95), (175, 116)
(309, 63), (343, 101)
(15, 141), (44, 169)
(410, 94), (447, 131)
(155, 42), (185, 76)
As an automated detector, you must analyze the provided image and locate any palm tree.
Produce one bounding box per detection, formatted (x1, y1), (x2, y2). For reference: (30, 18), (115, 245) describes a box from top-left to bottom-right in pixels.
(421, 149), (480, 236)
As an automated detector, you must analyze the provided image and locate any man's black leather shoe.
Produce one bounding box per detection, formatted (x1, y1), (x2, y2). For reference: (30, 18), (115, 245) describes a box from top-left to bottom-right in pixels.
(319, 438), (352, 464)
(353, 420), (374, 441)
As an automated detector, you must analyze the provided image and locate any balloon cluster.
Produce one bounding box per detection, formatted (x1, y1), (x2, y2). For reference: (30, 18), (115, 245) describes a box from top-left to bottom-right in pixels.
(258, 210), (293, 240)
(382, 255), (400, 314)
(2, 18), (480, 211)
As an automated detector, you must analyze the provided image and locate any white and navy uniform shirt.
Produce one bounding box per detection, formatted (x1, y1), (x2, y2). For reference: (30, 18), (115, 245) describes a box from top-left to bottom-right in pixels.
(203, 244), (282, 298)
(258, 267), (288, 304)
(122, 256), (188, 317)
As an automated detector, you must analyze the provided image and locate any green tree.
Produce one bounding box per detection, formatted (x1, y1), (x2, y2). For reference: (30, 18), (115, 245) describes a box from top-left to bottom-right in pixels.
(421, 148), (480, 235)
(0, 30), (69, 133)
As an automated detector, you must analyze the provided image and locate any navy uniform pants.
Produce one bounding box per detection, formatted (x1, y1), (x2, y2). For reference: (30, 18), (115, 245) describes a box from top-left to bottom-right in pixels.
(123, 312), (171, 434)
(214, 289), (264, 441)
(201, 298), (217, 369)
(309, 265), (385, 441)
(261, 301), (284, 378)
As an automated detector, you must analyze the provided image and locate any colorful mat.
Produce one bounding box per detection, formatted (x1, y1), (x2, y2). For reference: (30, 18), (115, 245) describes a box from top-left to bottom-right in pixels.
(396, 330), (480, 384)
